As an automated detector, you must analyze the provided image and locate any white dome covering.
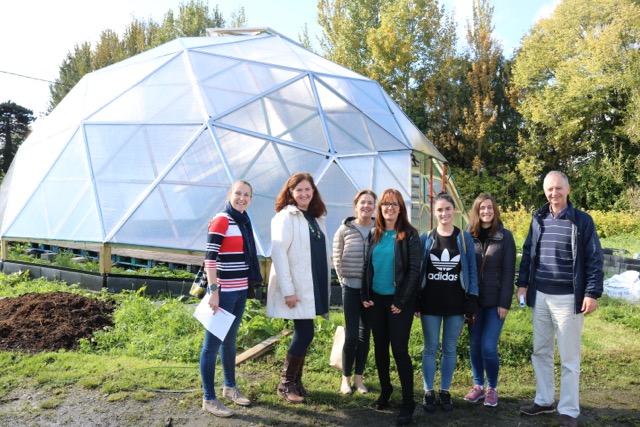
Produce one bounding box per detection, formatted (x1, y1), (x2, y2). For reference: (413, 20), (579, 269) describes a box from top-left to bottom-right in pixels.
(0, 29), (451, 257)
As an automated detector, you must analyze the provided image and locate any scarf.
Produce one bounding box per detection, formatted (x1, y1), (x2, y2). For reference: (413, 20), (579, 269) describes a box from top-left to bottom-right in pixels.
(223, 203), (263, 285)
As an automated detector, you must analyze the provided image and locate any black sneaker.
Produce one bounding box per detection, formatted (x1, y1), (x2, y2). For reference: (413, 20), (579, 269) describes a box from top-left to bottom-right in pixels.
(422, 390), (436, 413)
(439, 390), (453, 412)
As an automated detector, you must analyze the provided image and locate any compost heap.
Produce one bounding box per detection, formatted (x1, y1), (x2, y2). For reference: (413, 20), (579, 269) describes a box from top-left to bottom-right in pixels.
(0, 292), (115, 353)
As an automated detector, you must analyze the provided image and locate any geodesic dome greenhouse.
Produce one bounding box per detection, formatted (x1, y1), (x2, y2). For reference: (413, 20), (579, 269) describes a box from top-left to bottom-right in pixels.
(0, 28), (465, 262)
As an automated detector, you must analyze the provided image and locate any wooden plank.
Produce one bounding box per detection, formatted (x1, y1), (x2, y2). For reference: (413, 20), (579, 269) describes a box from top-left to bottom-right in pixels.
(235, 329), (292, 365)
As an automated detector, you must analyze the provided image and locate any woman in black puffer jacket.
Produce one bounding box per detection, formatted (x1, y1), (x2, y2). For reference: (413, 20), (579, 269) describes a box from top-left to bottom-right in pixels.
(463, 193), (516, 408)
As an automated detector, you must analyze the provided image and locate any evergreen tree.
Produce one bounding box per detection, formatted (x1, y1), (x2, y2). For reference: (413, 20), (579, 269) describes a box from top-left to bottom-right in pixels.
(0, 101), (35, 173)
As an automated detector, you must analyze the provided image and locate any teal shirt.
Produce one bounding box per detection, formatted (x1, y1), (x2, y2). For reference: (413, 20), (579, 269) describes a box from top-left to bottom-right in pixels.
(372, 230), (396, 295)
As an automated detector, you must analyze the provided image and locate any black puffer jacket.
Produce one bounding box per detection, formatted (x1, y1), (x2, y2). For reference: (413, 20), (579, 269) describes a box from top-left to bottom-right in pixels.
(361, 227), (421, 311)
(471, 224), (516, 309)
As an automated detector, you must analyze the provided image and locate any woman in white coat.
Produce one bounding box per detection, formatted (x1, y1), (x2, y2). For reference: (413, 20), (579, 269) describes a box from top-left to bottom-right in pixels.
(267, 172), (331, 404)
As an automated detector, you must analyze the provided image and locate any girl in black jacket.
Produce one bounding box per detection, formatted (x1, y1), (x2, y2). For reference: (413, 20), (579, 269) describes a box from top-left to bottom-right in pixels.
(463, 193), (516, 408)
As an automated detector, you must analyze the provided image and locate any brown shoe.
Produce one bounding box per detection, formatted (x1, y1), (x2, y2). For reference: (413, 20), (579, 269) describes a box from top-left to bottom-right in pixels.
(560, 414), (578, 427)
(276, 353), (305, 404)
(520, 402), (556, 415)
(295, 353), (312, 397)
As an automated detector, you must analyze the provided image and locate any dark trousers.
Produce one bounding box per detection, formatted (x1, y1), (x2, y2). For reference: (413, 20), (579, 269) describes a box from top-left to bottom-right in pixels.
(289, 319), (314, 357)
(367, 292), (415, 404)
(342, 286), (371, 377)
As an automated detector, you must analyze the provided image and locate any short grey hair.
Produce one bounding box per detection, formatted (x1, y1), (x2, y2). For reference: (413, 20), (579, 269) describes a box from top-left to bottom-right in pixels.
(544, 171), (569, 186)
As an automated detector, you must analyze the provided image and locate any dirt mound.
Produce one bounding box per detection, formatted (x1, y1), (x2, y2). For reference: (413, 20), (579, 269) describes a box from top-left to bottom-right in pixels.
(0, 292), (115, 353)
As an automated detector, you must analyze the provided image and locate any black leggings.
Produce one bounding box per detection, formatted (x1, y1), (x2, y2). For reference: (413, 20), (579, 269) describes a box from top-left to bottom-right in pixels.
(288, 319), (315, 357)
(368, 292), (415, 404)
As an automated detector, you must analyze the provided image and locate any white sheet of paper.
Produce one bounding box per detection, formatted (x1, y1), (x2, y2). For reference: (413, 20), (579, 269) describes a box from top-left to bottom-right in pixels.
(193, 293), (236, 341)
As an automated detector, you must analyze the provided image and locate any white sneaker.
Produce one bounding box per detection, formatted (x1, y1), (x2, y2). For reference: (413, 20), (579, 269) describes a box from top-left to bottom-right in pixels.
(202, 398), (233, 417)
(222, 386), (251, 406)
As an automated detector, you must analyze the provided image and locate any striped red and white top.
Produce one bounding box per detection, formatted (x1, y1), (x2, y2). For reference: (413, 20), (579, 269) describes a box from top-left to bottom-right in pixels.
(204, 213), (249, 292)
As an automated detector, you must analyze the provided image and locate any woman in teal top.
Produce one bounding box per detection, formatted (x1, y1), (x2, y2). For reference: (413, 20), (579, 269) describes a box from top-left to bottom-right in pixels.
(362, 189), (421, 426)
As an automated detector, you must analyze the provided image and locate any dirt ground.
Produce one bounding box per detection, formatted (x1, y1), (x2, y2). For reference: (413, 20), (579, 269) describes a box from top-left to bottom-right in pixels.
(0, 292), (114, 353)
(0, 293), (639, 427)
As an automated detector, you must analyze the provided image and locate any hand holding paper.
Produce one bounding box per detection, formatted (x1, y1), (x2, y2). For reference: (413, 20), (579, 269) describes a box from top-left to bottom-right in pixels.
(194, 293), (236, 340)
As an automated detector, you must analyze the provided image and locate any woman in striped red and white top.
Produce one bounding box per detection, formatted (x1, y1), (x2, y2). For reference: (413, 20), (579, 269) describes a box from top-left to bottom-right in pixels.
(200, 180), (263, 418)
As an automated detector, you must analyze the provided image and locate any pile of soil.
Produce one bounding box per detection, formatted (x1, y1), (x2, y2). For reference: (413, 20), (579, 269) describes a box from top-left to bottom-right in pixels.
(0, 292), (115, 353)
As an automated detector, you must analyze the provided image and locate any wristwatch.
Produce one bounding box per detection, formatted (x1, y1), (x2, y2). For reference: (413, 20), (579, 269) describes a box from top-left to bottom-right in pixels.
(208, 283), (218, 292)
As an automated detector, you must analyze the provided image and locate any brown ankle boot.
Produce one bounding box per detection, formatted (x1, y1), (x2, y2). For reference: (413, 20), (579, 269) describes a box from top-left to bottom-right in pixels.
(276, 353), (304, 403)
(295, 353), (312, 397)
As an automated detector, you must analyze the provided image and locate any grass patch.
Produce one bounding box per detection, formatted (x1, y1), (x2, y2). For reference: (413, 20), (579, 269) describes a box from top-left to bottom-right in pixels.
(39, 397), (63, 409)
(1, 274), (639, 412)
(600, 234), (640, 256)
(106, 392), (129, 402)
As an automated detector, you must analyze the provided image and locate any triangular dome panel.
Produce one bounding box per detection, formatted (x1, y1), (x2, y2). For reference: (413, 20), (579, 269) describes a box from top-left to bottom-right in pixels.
(374, 152), (411, 196)
(0, 127), (77, 232)
(86, 124), (198, 181)
(194, 36), (308, 71)
(5, 131), (102, 241)
(316, 162), (359, 238)
(188, 51), (302, 117)
(217, 76), (328, 152)
(164, 127), (229, 185)
(89, 55), (203, 122)
(335, 156), (375, 191)
(111, 183), (228, 249)
(315, 81), (407, 153)
(316, 75), (407, 143)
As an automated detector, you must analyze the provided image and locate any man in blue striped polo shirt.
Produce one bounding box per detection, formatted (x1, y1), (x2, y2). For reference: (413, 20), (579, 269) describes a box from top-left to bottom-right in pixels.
(516, 171), (604, 427)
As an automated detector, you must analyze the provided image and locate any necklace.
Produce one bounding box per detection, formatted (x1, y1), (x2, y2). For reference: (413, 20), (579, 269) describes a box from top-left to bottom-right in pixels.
(307, 218), (322, 240)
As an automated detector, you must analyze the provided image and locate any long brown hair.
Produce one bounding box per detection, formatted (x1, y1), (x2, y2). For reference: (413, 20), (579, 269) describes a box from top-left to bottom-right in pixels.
(469, 193), (500, 238)
(274, 172), (327, 217)
(372, 188), (415, 242)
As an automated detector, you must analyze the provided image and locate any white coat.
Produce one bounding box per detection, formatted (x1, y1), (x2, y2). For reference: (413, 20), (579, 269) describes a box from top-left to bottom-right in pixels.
(266, 204), (331, 319)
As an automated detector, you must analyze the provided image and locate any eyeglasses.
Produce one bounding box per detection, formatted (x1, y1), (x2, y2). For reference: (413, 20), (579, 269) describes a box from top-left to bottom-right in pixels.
(381, 202), (399, 209)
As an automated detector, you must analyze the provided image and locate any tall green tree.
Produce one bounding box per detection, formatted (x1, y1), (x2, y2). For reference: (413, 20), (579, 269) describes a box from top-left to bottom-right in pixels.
(49, 42), (93, 110)
(92, 29), (125, 70)
(462, 0), (500, 172)
(366, 0), (455, 111)
(173, 1), (225, 37)
(317, 0), (381, 76)
(0, 102), (34, 173)
(512, 0), (640, 209)
(450, 0), (526, 208)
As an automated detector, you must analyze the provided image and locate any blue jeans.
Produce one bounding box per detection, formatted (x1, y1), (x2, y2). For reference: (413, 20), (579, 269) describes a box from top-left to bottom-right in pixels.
(421, 314), (465, 391)
(200, 289), (247, 400)
(468, 306), (505, 389)
(342, 286), (370, 376)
